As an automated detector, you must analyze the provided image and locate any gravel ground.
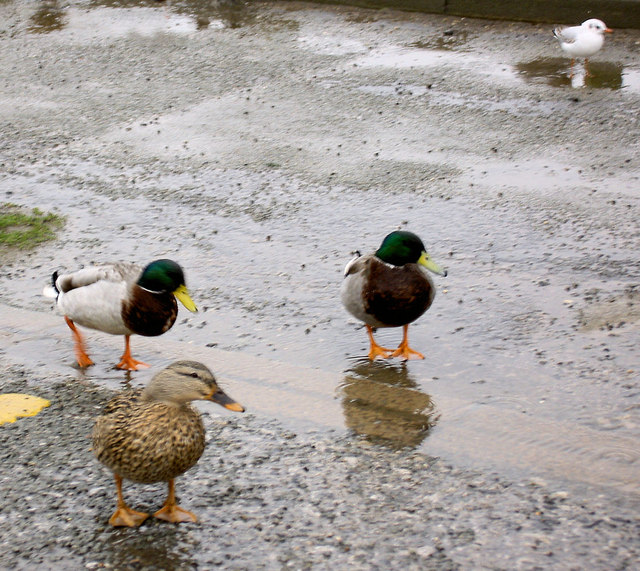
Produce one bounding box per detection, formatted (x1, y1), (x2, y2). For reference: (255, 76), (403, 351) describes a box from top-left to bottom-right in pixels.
(1, 363), (640, 570)
(1, 1), (640, 569)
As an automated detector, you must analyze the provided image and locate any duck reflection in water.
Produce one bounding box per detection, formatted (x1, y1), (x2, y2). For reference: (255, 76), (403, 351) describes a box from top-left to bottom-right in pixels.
(340, 360), (439, 449)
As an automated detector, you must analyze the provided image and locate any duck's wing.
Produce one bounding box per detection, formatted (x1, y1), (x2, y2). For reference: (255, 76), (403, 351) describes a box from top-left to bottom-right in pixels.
(55, 262), (141, 293)
(553, 25), (580, 43)
(100, 388), (143, 416)
(92, 389), (142, 455)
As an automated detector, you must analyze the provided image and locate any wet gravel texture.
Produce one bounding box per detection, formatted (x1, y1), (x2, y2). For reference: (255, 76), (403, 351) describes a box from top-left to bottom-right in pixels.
(1, 0), (640, 568)
(1, 365), (639, 570)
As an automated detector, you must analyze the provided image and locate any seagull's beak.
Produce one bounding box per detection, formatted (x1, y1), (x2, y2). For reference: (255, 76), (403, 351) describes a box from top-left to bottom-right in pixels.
(605, 28), (613, 33)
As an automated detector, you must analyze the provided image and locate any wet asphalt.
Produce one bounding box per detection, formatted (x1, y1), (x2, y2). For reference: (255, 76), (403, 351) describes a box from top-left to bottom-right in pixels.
(1, 1), (640, 569)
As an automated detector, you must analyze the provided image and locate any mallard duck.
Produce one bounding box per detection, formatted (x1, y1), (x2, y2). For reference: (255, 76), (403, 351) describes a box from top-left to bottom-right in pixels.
(553, 19), (612, 73)
(43, 259), (197, 371)
(92, 360), (245, 527)
(341, 230), (447, 360)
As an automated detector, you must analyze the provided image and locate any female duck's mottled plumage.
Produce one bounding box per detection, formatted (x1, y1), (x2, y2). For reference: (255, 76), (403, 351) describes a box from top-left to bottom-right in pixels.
(341, 231), (446, 360)
(92, 360), (244, 527)
(44, 259), (197, 370)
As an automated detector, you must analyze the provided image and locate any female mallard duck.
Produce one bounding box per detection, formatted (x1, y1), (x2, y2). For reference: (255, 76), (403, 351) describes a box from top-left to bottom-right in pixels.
(92, 360), (245, 527)
(341, 230), (447, 360)
(44, 259), (197, 371)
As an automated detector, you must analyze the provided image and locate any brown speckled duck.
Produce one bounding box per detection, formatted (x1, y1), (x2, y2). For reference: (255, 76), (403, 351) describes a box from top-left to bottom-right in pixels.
(92, 360), (244, 527)
(43, 259), (197, 371)
(341, 231), (447, 360)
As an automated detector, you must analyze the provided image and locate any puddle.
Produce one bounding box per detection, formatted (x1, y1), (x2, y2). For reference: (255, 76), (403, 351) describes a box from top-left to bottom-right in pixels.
(346, 34), (636, 94)
(24, 0), (265, 36)
(27, 1), (67, 34)
(353, 46), (638, 92)
(2, 119), (637, 495)
(4, 303), (639, 493)
(45, 6), (201, 37)
(104, 527), (194, 570)
(516, 58), (637, 91)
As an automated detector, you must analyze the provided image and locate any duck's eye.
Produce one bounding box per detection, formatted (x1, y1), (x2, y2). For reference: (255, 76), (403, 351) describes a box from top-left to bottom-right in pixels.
(190, 372), (199, 378)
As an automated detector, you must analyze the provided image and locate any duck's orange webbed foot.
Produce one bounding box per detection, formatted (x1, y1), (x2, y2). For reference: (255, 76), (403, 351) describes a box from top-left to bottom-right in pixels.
(115, 335), (150, 371)
(109, 474), (149, 527)
(390, 325), (425, 361)
(366, 325), (394, 360)
(153, 480), (197, 523)
(115, 356), (150, 371)
(153, 504), (197, 523)
(109, 506), (150, 527)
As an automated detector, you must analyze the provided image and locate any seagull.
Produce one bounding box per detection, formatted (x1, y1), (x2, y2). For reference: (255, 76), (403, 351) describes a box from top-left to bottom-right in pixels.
(553, 19), (612, 75)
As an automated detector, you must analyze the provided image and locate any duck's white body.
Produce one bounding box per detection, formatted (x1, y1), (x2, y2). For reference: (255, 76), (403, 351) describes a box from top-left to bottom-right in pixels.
(45, 263), (139, 335)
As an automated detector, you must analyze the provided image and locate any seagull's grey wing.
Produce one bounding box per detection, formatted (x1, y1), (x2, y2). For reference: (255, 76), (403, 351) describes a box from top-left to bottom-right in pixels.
(553, 25), (579, 44)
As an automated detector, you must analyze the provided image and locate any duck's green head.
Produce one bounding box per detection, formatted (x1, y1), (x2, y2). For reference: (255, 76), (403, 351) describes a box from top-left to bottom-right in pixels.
(138, 259), (198, 312)
(375, 231), (447, 276)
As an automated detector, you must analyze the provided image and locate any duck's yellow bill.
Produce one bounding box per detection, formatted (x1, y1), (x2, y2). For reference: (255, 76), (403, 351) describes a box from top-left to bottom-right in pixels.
(418, 252), (447, 276)
(173, 284), (198, 312)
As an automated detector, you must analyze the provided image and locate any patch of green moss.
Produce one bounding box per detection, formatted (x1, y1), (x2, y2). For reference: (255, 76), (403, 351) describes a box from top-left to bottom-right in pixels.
(0, 203), (65, 250)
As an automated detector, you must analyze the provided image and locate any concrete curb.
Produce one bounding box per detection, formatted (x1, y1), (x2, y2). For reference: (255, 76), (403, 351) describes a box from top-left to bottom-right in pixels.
(306, 0), (640, 29)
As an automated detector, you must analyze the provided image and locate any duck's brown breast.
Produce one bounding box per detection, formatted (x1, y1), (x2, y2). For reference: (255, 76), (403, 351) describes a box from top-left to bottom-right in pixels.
(122, 286), (178, 337)
(363, 260), (434, 327)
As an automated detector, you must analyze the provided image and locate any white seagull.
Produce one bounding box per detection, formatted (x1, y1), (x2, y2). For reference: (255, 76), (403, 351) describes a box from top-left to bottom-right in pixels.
(553, 19), (612, 75)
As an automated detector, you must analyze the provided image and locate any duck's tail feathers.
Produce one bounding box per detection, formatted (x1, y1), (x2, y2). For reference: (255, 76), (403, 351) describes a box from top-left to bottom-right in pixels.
(343, 250), (362, 277)
(42, 271), (60, 299)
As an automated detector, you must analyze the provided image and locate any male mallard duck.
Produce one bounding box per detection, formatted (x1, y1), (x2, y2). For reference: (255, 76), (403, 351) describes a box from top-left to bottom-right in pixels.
(92, 360), (244, 527)
(43, 259), (197, 371)
(341, 230), (447, 360)
(553, 19), (612, 74)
